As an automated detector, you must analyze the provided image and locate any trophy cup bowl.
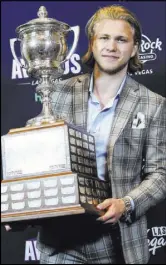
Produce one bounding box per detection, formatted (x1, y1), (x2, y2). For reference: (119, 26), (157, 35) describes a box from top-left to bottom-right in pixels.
(10, 6), (80, 126)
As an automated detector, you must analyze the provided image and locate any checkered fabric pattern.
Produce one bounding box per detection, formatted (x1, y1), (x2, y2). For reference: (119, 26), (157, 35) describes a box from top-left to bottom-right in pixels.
(39, 226), (124, 264)
(37, 74), (166, 264)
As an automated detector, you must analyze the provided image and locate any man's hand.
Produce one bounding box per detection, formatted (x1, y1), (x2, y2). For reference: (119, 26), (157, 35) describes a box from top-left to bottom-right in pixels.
(96, 198), (126, 224)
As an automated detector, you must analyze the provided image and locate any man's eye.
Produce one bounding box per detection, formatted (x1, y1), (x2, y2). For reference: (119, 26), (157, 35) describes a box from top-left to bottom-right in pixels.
(117, 39), (126, 42)
(99, 36), (108, 40)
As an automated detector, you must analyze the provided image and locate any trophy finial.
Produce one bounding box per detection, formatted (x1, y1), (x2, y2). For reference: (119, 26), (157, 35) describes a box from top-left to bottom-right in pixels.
(37, 6), (48, 18)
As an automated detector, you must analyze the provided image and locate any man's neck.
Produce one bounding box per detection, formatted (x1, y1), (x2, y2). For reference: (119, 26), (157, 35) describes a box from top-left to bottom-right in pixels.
(93, 66), (127, 108)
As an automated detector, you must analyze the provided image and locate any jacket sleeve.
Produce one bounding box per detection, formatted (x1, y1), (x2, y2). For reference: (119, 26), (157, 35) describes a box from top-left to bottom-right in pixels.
(125, 96), (166, 223)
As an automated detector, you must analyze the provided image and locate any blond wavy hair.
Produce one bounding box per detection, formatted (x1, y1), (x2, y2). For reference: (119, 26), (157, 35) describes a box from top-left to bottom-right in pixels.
(82, 5), (143, 73)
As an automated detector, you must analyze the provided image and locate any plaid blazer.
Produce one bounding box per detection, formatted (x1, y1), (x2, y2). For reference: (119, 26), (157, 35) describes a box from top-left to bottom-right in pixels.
(37, 73), (166, 264)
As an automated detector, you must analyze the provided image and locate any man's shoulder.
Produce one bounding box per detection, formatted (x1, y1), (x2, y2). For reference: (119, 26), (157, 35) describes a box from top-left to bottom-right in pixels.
(56, 73), (91, 86)
(127, 75), (165, 103)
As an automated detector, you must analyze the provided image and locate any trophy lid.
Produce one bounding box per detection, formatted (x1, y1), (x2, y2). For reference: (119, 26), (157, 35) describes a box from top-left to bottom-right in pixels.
(16, 6), (70, 34)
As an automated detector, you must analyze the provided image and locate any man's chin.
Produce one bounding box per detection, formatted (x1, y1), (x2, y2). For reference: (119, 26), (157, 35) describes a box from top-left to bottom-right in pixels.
(100, 67), (123, 75)
(98, 63), (128, 75)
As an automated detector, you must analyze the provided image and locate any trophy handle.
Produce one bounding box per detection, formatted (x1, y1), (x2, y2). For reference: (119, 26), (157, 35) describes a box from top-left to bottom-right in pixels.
(61, 26), (80, 63)
(10, 38), (28, 69)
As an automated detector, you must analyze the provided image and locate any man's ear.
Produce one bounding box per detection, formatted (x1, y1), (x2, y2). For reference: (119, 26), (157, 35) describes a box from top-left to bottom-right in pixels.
(90, 38), (94, 51)
(131, 43), (139, 58)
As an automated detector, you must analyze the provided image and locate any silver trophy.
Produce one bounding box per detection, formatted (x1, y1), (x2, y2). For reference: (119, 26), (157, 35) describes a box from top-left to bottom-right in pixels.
(10, 6), (79, 126)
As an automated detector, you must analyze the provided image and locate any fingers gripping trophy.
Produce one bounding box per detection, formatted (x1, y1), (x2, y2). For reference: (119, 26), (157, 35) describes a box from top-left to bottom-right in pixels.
(1, 6), (110, 224)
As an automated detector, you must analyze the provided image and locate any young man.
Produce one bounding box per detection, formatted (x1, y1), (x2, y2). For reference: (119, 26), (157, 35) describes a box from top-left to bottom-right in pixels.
(6, 5), (166, 264)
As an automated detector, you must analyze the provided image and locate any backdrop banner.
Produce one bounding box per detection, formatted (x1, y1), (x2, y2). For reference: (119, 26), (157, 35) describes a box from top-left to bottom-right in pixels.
(1, 1), (166, 264)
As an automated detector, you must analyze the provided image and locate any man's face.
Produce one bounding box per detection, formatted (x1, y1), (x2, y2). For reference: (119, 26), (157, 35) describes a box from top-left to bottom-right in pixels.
(91, 19), (138, 75)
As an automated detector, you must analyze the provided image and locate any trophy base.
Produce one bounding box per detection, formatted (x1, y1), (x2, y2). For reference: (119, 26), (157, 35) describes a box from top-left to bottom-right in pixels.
(1, 173), (109, 224)
(1, 205), (103, 225)
(1, 121), (109, 224)
(8, 120), (65, 133)
(26, 114), (58, 127)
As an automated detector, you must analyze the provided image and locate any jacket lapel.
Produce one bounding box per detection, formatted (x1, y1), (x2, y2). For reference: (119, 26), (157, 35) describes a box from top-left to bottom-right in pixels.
(72, 73), (91, 130)
(107, 76), (140, 166)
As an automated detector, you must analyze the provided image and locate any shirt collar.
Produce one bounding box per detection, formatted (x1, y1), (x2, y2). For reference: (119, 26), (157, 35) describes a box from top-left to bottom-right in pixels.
(89, 73), (127, 98)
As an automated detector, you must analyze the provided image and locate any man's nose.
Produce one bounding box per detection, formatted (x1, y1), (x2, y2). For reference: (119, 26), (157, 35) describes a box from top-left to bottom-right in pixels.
(105, 40), (117, 51)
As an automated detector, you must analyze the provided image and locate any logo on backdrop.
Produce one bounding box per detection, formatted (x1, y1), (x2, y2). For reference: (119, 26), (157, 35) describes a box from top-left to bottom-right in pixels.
(139, 34), (162, 64)
(24, 227), (166, 262)
(10, 34), (163, 92)
(147, 226), (166, 255)
(24, 238), (40, 261)
(129, 34), (162, 76)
